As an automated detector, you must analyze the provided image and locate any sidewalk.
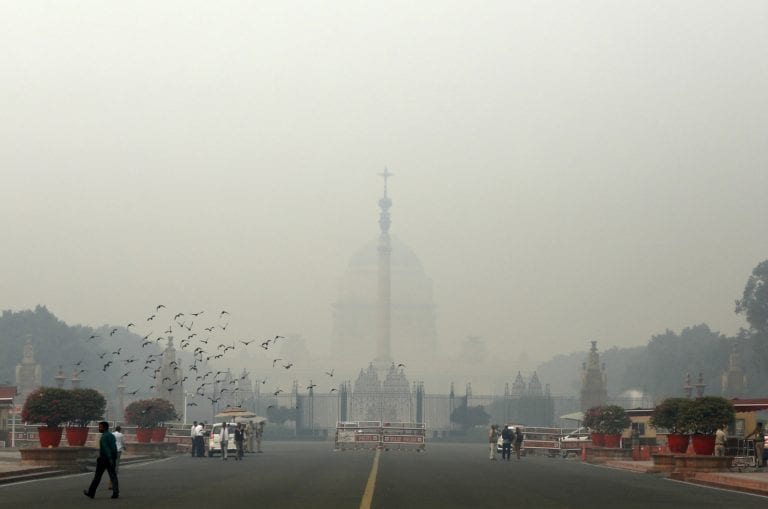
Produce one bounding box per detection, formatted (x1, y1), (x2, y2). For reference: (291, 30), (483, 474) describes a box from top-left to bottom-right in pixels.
(604, 459), (768, 496)
(0, 449), (156, 485)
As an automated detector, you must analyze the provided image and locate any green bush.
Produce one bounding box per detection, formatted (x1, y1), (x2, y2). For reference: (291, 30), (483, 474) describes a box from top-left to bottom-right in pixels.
(682, 396), (735, 435)
(124, 398), (177, 427)
(650, 398), (692, 434)
(68, 388), (106, 427)
(21, 387), (72, 427)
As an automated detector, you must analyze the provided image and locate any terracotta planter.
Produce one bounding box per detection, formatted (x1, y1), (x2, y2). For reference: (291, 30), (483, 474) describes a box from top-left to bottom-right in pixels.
(667, 433), (690, 454)
(65, 426), (89, 446)
(151, 427), (167, 442)
(692, 434), (716, 455)
(591, 432), (606, 447)
(603, 433), (621, 448)
(136, 427), (153, 443)
(37, 426), (63, 448)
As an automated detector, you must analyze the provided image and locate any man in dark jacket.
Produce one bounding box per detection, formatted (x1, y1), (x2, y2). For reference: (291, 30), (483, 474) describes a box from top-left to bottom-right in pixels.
(84, 421), (119, 499)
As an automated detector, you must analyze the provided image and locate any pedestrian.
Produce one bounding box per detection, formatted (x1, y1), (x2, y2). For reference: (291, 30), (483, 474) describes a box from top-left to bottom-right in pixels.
(84, 421), (119, 499)
(488, 424), (499, 460)
(714, 423), (727, 457)
(108, 426), (125, 491)
(255, 421), (264, 453)
(246, 420), (255, 453)
(500, 425), (513, 461)
(220, 422), (230, 460)
(234, 423), (245, 460)
(745, 421), (765, 467)
(194, 421), (205, 457)
(190, 421), (198, 457)
(513, 427), (523, 460)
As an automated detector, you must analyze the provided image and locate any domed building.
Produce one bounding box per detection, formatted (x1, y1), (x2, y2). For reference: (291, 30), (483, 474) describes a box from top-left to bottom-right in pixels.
(330, 235), (438, 367)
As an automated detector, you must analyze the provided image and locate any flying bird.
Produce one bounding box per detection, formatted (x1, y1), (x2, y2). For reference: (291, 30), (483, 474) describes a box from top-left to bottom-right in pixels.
(110, 328), (119, 336)
(325, 369), (335, 377)
(191, 311), (204, 317)
(283, 363), (293, 370)
(219, 310), (229, 317)
(273, 389), (283, 396)
(127, 323), (135, 328)
(330, 388), (337, 393)
(174, 313), (184, 320)
(306, 384), (317, 390)
(397, 363), (406, 368)
(156, 304), (166, 311)
(147, 314), (156, 321)
(102, 361), (113, 371)
(272, 358), (282, 368)
(240, 339), (254, 347)
(88, 334), (100, 341)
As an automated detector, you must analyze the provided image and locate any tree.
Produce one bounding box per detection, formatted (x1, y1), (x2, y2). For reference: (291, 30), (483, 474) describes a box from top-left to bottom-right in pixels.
(736, 260), (768, 334)
(450, 404), (490, 431)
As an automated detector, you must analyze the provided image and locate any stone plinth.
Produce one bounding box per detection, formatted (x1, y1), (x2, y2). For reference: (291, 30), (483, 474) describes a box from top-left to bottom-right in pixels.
(125, 441), (179, 457)
(651, 453), (676, 473)
(586, 447), (633, 463)
(20, 446), (97, 471)
(672, 455), (733, 475)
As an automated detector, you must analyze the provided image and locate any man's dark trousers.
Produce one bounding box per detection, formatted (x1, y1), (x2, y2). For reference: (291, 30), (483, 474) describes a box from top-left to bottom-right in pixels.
(86, 456), (119, 497)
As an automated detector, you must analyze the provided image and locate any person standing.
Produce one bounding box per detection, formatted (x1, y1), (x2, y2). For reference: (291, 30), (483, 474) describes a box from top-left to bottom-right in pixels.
(108, 426), (125, 491)
(255, 421), (264, 453)
(488, 424), (499, 461)
(714, 424), (727, 457)
(234, 423), (245, 460)
(513, 427), (524, 460)
(745, 421), (765, 467)
(220, 422), (230, 460)
(246, 420), (254, 453)
(84, 421), (119, 499)
(190, 421), (198, 457)
(194, 421), (205, 457)
(500, 426), (513, 461)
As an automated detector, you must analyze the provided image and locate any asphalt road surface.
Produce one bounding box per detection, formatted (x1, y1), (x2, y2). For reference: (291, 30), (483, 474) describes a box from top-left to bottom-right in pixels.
(1, 442), (766, 509)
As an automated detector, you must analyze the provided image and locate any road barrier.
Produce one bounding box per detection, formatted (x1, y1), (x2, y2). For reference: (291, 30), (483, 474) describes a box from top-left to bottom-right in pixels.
(335, 421), (426, 451)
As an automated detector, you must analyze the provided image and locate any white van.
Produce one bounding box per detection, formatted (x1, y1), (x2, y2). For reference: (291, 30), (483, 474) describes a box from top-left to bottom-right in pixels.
(207, 422), (238, 457)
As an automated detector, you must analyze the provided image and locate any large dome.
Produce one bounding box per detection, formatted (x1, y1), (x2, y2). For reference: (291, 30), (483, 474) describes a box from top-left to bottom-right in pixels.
(348, 236), (424, 271)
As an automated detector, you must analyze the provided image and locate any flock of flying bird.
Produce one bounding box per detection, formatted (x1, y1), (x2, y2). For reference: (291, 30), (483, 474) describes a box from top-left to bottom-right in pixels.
(73, 304), (352, 411)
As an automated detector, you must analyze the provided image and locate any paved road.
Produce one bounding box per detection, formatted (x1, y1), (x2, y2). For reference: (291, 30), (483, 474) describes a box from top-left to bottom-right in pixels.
(1, 442), (766, 508)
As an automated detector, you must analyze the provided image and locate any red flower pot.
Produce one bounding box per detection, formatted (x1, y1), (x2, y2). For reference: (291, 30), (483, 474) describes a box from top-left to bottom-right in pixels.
(65, 426), (89, 446)
(136, 427), (153, 443)
(692, 434), (716, 455)
(603, 433), (621, 448)
(591, 432), (606, 447)
(151, 427), (167, 442)
(667, 433), (689, 454)
(37, 426), (63, 448)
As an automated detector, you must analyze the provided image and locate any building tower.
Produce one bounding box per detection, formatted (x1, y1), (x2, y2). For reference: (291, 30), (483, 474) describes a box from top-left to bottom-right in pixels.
(722, 342), (747, 398)
(15, 336), (42, 403)
(374, 168), (394, 369)
(156, 336), (184, 418)
(580, 341), (607, 412)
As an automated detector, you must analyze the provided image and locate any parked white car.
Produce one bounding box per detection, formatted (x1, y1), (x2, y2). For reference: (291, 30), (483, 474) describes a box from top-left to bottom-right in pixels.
(207, 422), (238, 457)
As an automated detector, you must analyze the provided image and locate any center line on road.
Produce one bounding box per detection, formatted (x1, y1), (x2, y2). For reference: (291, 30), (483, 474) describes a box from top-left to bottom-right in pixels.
(359, 448), (381, 509)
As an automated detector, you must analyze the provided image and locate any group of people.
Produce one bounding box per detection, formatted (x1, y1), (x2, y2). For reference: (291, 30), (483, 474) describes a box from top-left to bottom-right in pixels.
(84, 421), (124, 499)
(715, 421), (765, 467)
(190, 420), (264, 459)
(488, 424), (523, 461)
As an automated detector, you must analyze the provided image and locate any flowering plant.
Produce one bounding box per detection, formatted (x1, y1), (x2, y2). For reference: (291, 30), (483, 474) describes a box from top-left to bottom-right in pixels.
(68, 388), (106, 427)
(21, 387), (72, 427)
(124, 398), (177, 427)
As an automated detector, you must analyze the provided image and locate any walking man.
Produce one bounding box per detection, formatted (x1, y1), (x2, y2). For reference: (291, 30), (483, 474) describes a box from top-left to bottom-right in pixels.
(84, 421), (119, 499)
(194, 421), (204, 457)
(488, 424), (499, 460)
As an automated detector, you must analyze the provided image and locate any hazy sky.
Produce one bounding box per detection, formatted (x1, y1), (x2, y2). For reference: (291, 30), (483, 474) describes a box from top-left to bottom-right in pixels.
(2, 1), (767, 365)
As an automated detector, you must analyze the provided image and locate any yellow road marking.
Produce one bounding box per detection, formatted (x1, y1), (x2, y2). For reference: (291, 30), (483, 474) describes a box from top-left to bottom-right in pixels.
(359, 448), (381, 509)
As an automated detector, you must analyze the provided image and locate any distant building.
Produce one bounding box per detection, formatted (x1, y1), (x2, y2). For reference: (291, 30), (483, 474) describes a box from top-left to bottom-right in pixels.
(155, 336), (184, 419)
(580, 341), (607, 412)
(15, 336), (42, 404)
(722, 342), (747, 398)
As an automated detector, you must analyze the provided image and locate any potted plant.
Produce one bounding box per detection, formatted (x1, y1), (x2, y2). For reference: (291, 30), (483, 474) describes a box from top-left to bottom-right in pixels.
(583, 406), (605, 446)
(650, 397), (693, 454)
(124, 398), (177, 443)
(21, 387), (72, 448)
(65, 388), (106, 446)
(682, 396), (735, 455)
(600, 405), (630, 448)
